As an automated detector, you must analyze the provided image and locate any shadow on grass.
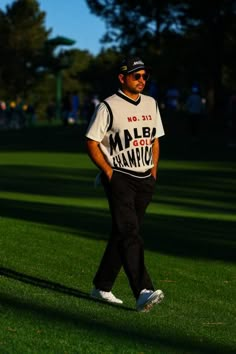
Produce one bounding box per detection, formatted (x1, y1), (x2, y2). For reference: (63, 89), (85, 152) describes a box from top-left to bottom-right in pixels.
(0, 165), (98, 198)
(0, 197), (235, 262)
(0, 127), (235, 262)
(144, 214), (236, 261)
(0, 126), (236, 353)
(0, 281), (235, 354)
(0, 266), (88, 299)
(0, 267), (132, 312)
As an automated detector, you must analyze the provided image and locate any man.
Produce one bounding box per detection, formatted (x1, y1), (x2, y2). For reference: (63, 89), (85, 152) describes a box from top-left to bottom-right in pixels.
(85, 56), (165, 312)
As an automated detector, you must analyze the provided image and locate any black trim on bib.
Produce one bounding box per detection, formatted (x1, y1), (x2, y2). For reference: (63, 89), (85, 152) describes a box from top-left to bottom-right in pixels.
(116, 91), (141, 105)
(102, 100), (113, 131)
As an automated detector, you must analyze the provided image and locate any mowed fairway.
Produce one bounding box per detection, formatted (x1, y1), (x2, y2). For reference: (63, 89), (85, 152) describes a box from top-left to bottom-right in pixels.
(0, 125), (235, 354)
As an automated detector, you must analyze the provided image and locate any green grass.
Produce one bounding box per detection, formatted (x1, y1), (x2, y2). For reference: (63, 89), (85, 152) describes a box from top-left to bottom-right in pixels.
(0, 124), (236, 353)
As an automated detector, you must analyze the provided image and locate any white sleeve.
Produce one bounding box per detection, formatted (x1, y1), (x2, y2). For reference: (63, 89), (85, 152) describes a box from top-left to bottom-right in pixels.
(85, 102), (110, 142)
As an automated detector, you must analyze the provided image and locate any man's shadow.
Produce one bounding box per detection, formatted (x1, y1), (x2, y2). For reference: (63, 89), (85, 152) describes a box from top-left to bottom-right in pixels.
(0, 267), (133, 311)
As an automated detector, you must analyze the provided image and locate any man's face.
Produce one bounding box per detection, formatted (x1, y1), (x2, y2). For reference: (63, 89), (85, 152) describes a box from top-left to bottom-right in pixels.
(119, 70), (149, 95)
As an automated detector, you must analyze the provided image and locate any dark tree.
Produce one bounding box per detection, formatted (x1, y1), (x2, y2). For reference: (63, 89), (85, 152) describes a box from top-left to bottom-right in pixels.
(0, 0), (50, 97)
(86, 0), (236, 115)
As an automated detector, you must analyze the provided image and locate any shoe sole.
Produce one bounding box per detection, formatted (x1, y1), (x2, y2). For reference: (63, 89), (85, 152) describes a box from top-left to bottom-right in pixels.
(137, 290), (164, 312)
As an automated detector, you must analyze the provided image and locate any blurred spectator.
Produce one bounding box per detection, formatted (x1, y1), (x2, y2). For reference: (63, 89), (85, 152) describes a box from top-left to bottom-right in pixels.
(185, 86), (205, 139)
(91, 95), (100, 109)
(82, 94), (100, 128)
(226, 90), (236, 147)
(46, 100), (56, 123)
(16, 97), (27, 128)
(26, 103), (37, 127)
(62, 91), (72, 126)
(166, 86), (180, 111)
(0, 100), (7, 128)
(71, 90), (80, 124)
(8, 101), (20, 129)
(148, 79), (158, 100)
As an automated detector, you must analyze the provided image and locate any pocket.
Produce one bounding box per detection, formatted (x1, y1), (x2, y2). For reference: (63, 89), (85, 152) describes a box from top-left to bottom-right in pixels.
(148, 175), (156, 191)
(101, 170), (115, 185)
(150, 174), (156, 183)
(110, 170), (116, 183)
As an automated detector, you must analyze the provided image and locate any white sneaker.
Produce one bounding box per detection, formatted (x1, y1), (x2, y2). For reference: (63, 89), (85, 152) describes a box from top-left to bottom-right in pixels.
(136, 289), (164, 312)
(90, 287), (123, 304)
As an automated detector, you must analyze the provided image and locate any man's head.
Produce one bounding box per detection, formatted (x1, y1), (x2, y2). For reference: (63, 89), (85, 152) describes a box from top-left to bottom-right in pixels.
(118, 56), (150, 98)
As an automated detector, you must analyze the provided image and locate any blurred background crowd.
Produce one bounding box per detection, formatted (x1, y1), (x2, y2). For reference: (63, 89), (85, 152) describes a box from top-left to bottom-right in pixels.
(0, 0), (236, 146)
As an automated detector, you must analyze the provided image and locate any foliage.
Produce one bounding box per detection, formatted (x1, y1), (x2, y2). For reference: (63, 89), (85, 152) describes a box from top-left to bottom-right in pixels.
(86, 0), (186, 51)
(0, 0), (51, 98)
(77, 49), (122, 99)
(0, 0), (236, 118)
(86, 0), (236, 114)
(33, 49), (94, 118)
(62, 49), (94, 100)
(0, 1), (94, 117)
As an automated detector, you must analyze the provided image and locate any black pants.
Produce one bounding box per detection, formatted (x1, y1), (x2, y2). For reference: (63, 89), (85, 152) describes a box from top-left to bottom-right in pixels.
(93, 171), (156, 299)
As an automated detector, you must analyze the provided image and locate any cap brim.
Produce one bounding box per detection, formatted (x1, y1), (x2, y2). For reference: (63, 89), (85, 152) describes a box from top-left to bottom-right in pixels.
(127, 65), (146, 74)
(127, 66), (152, 74)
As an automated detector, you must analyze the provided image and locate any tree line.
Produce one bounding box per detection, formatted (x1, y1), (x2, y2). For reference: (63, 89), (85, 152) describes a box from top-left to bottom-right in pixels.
(0, 0), (236, 120)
